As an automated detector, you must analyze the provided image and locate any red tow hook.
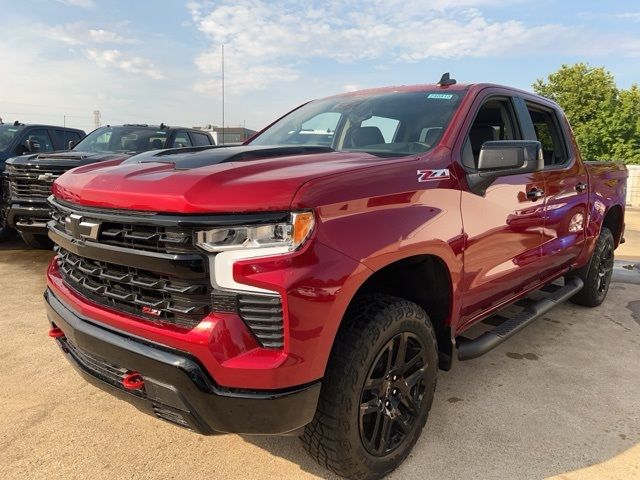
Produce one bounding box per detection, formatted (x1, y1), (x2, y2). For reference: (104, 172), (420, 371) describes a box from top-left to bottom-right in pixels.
(48, 327), (65, 339)
(122, 372), (145, 391)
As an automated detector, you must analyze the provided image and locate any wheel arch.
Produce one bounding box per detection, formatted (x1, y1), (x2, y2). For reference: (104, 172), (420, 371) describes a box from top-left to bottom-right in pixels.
(337, 253), (455, 371)
(601, 204), (624, 248)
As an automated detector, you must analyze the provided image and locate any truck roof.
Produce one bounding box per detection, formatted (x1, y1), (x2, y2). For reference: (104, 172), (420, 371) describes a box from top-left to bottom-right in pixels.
(1, 121), (84, 132)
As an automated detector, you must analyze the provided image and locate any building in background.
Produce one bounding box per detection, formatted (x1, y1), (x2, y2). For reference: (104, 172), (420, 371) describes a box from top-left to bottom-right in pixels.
(193, 125), (257, 145)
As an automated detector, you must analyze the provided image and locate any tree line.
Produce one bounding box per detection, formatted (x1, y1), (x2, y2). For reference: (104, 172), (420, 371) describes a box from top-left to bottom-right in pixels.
(533, 63), (640, 164)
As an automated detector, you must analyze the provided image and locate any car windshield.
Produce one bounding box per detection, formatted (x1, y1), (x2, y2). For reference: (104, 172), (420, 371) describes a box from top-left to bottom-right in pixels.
(73, 126), (169, 153)
(249, 90), (465, 156)
(0, 124), (25, 150)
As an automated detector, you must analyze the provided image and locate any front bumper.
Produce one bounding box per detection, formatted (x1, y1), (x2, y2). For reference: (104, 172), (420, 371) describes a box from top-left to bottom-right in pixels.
(45, 288), (320, 435)
(6, 200), (51, 233)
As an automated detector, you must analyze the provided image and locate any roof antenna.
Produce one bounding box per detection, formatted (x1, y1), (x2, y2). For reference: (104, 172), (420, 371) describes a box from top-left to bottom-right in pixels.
(437, 72), (456, 87)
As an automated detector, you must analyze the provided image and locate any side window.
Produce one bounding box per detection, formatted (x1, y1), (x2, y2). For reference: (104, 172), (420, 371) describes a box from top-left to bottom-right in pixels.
(23, 129), (54, 152)
(526, 105), (568, 167)
(54, 129), (82, 148)
(191, 132), (213, 146)
(462, 98), (519, 169)
(172, 131), (192, 148)
(297, 112), (341, 146)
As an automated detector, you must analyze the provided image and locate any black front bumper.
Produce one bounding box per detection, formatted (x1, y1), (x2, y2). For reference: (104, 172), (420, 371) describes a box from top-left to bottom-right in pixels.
(44, 289), (320, 435)
(7, 200), (51, 233)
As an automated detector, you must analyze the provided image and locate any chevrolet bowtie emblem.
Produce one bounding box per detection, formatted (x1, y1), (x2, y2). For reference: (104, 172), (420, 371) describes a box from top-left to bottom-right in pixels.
(37, 172), (57, 181)
(64, 214), (100, 241)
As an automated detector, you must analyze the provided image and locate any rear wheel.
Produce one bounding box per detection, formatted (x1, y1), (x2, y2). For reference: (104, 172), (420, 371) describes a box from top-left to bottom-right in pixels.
(301, 295), (438, 479)
(20, 232), (53, 249)
(569, 227), (615, 307)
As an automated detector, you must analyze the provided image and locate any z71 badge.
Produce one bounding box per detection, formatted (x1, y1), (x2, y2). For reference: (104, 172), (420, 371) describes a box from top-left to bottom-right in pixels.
(417, 169), (450, 182)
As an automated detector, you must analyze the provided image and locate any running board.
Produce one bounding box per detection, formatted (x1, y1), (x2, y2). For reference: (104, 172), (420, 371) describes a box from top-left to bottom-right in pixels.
(456, 277), (584, 361)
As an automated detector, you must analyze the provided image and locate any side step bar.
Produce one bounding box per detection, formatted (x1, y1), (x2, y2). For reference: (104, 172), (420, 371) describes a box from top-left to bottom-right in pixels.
(457, 277), (584, 361)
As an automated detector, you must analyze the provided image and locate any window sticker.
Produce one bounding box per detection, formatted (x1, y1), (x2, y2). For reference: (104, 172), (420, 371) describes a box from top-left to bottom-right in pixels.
(427, 93), (454, 100)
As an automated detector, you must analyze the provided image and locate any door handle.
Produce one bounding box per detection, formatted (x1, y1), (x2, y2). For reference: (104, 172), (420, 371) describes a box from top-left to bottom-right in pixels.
(526, 188), (545, 201)
(575, 182), (587, 193)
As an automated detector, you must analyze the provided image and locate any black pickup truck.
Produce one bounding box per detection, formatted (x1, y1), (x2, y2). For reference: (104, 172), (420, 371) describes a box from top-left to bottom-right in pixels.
(3, 124), (214, 248)
(0, 122), (85, 240)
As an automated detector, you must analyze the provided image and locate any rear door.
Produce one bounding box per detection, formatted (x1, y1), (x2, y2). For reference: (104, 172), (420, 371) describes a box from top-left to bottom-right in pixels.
(518, 99), (589, 278)
(458, 92), (546, 326)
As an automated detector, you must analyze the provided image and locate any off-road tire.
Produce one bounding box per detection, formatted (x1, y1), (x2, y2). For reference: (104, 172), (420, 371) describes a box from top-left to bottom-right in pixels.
(301, 294), (438, 480)
(20, 232), (53, 249)
(569, 227), (615, 307)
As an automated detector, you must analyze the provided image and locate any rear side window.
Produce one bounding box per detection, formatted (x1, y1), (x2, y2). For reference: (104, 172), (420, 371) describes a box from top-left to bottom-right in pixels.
(525, 104), (568, 167)
(24, 129), (54, 152)
(360, 116), (400, 143)
(191, 132), (213, 146)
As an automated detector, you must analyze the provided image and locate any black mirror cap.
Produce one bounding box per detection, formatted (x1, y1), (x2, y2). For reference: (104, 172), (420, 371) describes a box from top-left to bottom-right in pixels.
(467, 140), (543, 195)
(478, 140), (543, 172)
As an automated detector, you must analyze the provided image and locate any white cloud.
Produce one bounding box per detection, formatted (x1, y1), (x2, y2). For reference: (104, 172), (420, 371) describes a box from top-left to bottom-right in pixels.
(46, 21), (136, 45)
(616, 12), (640, 21)
(86, 49), (166, 80)
(188, 1), (564, 94)
(55, 0), (95, 7)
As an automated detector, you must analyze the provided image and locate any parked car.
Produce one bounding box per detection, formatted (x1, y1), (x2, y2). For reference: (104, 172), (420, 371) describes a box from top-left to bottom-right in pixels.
(4, 124), (214, 248)
(43, 78), (627, 480)
(0, 121), (85, 240)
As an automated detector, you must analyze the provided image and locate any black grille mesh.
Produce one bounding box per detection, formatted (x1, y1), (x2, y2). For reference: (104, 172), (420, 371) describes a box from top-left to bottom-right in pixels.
(57, 247), (211, 328)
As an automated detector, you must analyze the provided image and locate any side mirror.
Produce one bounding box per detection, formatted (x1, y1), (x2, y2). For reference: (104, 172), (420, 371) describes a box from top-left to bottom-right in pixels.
(25, 138), (40, 153)
(68, 140), (77, 149)
(467, 140), (543, 194)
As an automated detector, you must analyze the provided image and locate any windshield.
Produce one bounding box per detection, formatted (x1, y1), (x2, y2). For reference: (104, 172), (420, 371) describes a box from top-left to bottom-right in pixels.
(73, 126), (169, 153)
(249, 90), (465, 156)
(0, 124), (25, 151)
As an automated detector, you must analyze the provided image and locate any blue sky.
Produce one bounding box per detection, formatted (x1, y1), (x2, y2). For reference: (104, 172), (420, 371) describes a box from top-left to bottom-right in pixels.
(0, 0), (638, 133)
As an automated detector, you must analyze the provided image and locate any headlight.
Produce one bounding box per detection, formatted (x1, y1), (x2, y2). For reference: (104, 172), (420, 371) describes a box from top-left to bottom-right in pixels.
(195, 211), (315, 253)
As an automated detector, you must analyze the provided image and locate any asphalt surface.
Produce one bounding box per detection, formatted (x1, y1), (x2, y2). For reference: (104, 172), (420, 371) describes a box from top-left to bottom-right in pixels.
(1, 234), (639, 480)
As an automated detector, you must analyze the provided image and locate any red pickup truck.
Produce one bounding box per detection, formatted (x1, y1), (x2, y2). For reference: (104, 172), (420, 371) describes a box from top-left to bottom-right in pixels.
(45, 77), (627, 479)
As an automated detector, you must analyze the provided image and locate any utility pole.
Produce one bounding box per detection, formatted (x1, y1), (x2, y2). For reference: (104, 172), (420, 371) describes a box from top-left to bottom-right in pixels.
(221, 44), (225, 145)
(93, 110), (101, 129)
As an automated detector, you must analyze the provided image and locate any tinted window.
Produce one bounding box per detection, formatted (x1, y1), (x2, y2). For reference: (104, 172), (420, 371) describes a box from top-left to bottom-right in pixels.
(526, 105), (567, 167)
(73, 127), (169, 153)
(24, 129), (54, 152)
(250, 90), (465, 156)
(54, 129), (82, 148)
(171, 131), (192, 148)
(462, 98), (519, 169)
(0, 125), (24, 150)
(191, 132), (213, 146)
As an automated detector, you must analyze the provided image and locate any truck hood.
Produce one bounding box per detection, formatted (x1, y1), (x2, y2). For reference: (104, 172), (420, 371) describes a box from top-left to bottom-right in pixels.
(8, 150), (131, 167)
(53, 145), (404, 213)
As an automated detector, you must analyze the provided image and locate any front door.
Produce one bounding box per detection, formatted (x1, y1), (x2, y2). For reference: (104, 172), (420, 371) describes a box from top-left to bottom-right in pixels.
(458, 95), (546, 327)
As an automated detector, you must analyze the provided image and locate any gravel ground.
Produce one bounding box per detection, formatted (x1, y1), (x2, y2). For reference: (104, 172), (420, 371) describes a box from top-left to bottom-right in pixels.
(0, 234), (639, 480)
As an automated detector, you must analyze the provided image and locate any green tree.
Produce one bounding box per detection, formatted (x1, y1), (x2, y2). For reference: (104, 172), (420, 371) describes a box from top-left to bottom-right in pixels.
(533, 63), (640, 163)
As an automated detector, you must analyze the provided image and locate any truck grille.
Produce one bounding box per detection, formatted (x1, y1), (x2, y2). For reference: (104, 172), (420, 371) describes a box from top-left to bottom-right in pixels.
(57, 247), (211, 328)
(50, 205), (195, 254)
(6, 164), (67, 199)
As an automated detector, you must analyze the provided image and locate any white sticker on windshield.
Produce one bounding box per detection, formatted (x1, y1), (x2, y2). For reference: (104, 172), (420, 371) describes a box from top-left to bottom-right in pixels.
(427, 93), (454, 100)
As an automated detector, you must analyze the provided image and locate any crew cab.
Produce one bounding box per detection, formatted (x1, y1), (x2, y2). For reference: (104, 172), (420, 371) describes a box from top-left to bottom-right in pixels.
(4, 124), (214, 248)
(0, 121), (85, 240)
(44, 78), (627, 480)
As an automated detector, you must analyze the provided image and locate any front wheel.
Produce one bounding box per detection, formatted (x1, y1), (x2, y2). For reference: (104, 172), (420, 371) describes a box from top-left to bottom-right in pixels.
(301, 295), (438, 480)
(569, 227), (615, 307)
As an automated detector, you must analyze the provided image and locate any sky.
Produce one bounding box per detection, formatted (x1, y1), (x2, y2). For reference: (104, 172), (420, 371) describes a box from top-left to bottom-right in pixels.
(0, 0), (639, 133)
